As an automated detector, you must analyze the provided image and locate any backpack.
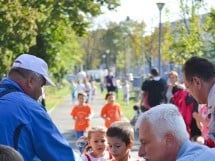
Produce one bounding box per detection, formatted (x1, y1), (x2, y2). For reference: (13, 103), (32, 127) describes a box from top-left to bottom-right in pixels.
(171, 90), (194, 134)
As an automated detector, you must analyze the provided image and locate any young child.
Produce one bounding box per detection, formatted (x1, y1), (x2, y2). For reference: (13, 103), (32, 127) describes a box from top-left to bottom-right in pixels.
(100, 92), (122, 128)
(70, 92), (92, 139)
(130, 105), (140, 126)
(90, 81), (97, 103)
(0, 144), (23, 161)
(106, 121), (138, 161)
(122, 80), (130, 105)
(80, 126), (112, 161)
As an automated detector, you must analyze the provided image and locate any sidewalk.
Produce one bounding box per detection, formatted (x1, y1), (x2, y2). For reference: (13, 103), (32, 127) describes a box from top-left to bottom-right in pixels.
(49, 91), (141, 159)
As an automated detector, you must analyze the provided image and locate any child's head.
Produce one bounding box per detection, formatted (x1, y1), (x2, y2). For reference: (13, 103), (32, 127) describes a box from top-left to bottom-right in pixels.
(105, 92), (115, 102)
(0, 144), (23, 161)
(106, 121), (134, 161)
(77, 92), (87, 104)
(87, 126), (107, 157)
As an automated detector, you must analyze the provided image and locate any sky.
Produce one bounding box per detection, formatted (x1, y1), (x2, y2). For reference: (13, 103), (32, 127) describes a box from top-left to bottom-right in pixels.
(92, 0), (215, 32)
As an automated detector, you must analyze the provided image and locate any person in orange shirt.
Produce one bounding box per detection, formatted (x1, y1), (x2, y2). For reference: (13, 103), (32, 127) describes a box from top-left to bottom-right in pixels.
(70, 92), (92, 140)
(100, 92), (122, 128)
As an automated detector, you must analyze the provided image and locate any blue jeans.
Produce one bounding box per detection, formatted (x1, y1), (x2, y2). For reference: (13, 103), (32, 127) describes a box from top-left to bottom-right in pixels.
(76, 131), (84, 153)
(76, 131), (84, 139)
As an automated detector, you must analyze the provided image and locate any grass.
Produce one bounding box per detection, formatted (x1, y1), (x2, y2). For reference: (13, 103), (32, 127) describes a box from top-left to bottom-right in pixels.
(115, 89), (138, 120)
(45, 81), (70, 110)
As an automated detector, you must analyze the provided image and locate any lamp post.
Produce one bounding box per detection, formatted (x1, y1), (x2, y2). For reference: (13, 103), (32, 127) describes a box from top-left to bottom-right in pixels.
(156, 2), (165, 75)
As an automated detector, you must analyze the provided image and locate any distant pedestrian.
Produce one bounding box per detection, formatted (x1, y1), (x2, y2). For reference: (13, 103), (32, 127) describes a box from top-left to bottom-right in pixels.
(100, 92), (122, 128)
(166, 70), (181, 103)
(90, 81), (97, 103)
(81, 126), (112, 161)
(106, 121), (138, 161)
(130, 105), (140, 127)
(70, 92), (92, 139)
(76, 80), (85, 94)
(70, 80), (77, 102)
(122, 80), (130, 105)
(83, 78), (91, 103)
(140, 68), (167, 110)
(104, 69), (116, 92)
(0, 144), (23, 161)
(100, 81), (105, 93)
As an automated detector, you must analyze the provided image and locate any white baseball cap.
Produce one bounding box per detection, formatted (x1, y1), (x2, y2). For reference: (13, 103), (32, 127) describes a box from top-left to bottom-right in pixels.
(12, 54), (55, 86)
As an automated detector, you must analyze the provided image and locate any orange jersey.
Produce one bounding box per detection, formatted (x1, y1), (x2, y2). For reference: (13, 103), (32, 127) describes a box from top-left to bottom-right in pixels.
(70, 104), (91, 131)
(100, 103), (122, 128)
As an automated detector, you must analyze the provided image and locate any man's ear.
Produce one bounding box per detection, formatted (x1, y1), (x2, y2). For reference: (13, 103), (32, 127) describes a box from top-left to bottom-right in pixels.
(25, 75), (34, 88)
(192, 76), (202, 89)
(164, 133), (174, 147)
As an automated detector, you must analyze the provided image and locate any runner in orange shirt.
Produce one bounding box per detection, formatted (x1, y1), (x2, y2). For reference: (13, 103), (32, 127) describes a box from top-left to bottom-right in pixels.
(70, 92), (92, 140)
(100, 92), (122, 128)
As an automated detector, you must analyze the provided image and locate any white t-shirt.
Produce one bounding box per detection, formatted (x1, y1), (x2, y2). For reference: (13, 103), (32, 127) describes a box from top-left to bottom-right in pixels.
(81, 151), (111, 161)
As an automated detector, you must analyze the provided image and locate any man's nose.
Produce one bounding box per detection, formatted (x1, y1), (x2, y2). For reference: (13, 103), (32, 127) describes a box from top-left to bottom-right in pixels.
(138, 145), (145, 157)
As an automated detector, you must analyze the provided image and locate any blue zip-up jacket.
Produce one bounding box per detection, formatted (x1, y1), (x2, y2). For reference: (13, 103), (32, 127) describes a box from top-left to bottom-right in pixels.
(0, 78), (76, 161)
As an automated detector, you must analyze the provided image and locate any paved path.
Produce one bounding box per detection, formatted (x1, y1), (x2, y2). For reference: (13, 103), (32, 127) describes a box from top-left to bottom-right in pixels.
(49, 91), (142, 160)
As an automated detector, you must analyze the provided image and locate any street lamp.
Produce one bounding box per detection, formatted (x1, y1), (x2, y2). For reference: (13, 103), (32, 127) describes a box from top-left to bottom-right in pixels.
(156, 2), (165, 75)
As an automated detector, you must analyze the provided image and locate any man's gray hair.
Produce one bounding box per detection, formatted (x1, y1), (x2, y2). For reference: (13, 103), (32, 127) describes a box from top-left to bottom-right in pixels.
(137, 104), (189, 142)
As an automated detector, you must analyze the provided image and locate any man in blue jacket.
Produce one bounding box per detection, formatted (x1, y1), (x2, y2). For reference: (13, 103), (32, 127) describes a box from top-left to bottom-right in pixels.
(0, 54), (78, 161)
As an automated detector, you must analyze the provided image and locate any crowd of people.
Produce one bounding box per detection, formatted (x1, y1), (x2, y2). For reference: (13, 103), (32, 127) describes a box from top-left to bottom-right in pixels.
(0, 53), (215, 161)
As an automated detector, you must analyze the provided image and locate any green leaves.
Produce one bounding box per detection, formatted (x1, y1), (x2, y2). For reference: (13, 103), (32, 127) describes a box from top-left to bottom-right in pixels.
(0, 0), (120, 82)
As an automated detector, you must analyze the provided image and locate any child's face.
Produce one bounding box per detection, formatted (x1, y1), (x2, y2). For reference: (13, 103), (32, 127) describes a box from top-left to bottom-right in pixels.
(78, 95), (86, 104)
(107, 136), (131, 161)
(89, 132), (107, 157)
(107, 94), (115, 103)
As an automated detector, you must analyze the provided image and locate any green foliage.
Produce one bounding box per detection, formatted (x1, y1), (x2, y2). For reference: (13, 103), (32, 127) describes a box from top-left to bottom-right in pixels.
(116, 89), (136, 119)
(166, 1), (205, 64)
(0, 1), (39, 75)
(0, 0), (120, 80)
(204, 9), (215, 62)
(90, 20), (146, 74)
(45, 80), (70, 110)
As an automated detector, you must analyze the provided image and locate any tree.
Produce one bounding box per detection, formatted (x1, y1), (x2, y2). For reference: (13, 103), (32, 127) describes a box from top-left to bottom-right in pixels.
(204, 9), (215, 62)
(168, 0), (206, 64)
(0, 0), (120, 81)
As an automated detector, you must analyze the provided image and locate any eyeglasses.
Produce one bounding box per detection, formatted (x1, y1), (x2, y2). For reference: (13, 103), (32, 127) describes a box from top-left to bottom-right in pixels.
(33, 72), (46, 86)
